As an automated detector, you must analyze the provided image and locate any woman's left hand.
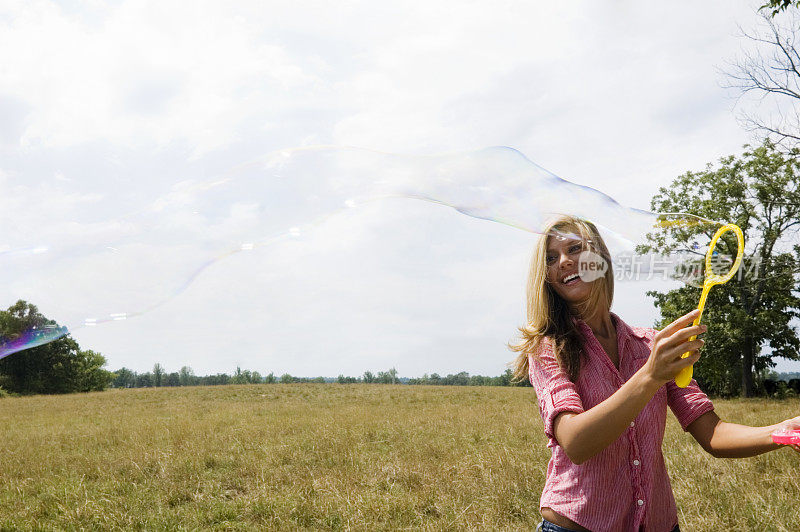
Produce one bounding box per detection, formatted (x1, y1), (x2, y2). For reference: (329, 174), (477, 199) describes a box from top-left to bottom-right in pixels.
(773, 415), (800, 454)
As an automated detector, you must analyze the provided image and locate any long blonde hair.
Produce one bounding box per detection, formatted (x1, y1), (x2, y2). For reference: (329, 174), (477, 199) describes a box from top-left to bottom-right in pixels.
(509, 215), (614, 382)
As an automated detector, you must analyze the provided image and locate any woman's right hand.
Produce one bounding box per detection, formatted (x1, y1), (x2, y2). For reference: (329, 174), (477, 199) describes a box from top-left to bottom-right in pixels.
(643, 309), (707, 386)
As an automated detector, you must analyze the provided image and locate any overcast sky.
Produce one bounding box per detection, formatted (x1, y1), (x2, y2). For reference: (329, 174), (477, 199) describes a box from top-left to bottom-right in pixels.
(2, 0), (799, 376)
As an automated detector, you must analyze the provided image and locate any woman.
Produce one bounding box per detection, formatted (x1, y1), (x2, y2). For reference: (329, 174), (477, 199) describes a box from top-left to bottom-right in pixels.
(510, 215), (799, 532)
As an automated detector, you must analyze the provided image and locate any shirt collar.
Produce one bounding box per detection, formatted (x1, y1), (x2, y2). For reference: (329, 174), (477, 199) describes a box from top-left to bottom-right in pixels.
(571, 312), (648, 348)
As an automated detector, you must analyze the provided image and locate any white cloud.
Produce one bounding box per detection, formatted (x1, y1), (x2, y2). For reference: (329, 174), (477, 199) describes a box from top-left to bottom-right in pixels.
(0, 0), (328, 154)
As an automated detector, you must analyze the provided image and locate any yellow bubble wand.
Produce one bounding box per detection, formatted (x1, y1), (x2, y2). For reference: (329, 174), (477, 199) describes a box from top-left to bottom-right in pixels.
(675, 223), (744, 388)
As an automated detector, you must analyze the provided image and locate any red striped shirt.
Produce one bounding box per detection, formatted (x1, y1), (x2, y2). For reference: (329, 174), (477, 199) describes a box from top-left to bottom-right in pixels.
(529, 312), (714, 532)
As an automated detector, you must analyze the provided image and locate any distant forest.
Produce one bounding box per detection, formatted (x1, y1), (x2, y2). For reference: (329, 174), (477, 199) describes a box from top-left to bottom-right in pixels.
(110, 366), (532, 388)
(108, 366), (800, 390)
(769, 371), (800, 382)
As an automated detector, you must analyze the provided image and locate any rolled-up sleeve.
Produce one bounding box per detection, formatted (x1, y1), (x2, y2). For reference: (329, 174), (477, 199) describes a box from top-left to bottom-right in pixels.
(666, 378), (715, 430)
(528, 339), (584, 440)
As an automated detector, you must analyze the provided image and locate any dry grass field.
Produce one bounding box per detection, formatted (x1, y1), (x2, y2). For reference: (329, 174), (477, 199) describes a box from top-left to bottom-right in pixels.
(0, 384), (798, 531)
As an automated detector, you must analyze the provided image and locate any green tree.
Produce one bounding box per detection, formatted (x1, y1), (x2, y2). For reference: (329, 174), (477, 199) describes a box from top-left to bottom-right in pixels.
(376, 368), (398, 384)
(231, 367), (261, 384)
(179, 366), (195, 386)
(506, 368), (531, 387)
(446, 371), (470, 386)
(640, 142), (800, 396)
(469, 375), (488, 386)
(0, 300), (113, 394)
(496, 369), (512, 387)
(760, 0), (799, 16)
(112, 367), (136, 388)
(152, 363), (164, 387)
(136, 372), (153, 387)
(67, 350), (114, 392)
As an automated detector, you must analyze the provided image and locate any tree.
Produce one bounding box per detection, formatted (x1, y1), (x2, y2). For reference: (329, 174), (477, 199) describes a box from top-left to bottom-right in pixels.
(376, 368), (399, 384)
(446, 371), (470, 386)
(203, 373), (230, 385)
(67, 350), (114, 392)
(230, 367), (262, 384)
(136, 372), (153, 387)
(179, 366), (195, 386)
(639, 142), (800, 396)
(507, 368), (532, 387)
(760, 0), (800, 16)
(724, 11), (800, 148)
(152, 363), (164, 387)
(112, 367), (136, 388)
(0, 300), (113, 394)
(469, 374), (489, 386)
(497, 369), (511, 387)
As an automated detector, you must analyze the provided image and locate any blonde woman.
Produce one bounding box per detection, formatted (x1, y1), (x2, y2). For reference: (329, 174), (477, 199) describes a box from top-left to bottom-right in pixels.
(511, 215), (800, 532)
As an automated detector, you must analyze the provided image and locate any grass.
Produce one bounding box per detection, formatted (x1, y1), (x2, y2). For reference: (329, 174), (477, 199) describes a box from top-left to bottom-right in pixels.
(0, 385), (797, 530)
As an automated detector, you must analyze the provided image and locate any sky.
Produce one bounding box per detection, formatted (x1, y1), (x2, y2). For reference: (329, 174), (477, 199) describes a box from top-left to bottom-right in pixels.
(1, 0), (799, 377)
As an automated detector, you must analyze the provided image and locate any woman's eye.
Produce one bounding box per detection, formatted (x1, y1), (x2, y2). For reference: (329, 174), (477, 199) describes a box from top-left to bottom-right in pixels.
(569, 244), (582, 254)
(546, 256), (556, 265)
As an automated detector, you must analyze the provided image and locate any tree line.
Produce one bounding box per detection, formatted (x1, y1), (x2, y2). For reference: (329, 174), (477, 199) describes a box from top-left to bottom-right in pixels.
(111, 364), (272, 388)
(108, 365), (531, 388)
(0, 293), (797, 397)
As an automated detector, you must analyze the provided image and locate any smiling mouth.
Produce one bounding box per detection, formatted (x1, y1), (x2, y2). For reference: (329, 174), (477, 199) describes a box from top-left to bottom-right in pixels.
(562, 273), (580, 285)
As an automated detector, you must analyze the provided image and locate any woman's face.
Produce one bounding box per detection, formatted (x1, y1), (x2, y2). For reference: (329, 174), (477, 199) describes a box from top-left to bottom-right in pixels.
(545, 234), (593, 304)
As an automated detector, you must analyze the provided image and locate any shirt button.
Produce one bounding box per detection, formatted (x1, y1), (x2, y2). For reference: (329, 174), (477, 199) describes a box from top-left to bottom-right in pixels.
(633, 459), (640, 466)
(637, 499), (644, 506)
(630, 421), (635, 427)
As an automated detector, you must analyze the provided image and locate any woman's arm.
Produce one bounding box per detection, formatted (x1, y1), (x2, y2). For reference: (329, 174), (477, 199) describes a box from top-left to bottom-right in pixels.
(553, 310), (706, 465)
(553, 370), (662, 465)
(687, 411), (800, 458)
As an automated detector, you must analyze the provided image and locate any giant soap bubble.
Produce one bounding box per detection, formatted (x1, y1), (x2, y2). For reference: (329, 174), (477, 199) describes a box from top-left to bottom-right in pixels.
(0, 146), (725, 359)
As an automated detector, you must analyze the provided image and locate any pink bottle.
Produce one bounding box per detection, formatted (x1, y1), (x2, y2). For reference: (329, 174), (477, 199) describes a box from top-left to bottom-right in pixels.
(771, 429), (800, 445)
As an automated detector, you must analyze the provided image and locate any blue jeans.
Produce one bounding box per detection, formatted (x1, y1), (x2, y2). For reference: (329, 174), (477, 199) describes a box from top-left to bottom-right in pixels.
(537, 519), (579, 532)
(537, 518), (680, 532)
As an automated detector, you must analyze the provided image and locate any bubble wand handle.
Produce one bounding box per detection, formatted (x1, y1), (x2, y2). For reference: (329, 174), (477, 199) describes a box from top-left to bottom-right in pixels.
(674, 284), (711, 388)
(674, 223), (744, 388)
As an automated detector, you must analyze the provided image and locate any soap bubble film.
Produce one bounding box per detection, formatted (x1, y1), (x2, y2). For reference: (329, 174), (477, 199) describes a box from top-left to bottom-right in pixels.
(0, 146), (725, 358)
